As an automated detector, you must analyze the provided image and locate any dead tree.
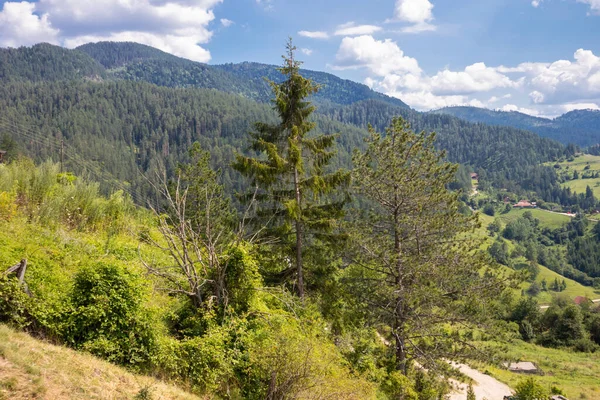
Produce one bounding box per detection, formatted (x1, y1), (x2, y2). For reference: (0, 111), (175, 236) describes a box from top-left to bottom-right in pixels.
(4, 259), (32, 297)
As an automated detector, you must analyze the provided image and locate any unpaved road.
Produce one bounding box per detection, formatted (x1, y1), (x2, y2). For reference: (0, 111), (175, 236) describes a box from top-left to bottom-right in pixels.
(448, 363), (513, 400)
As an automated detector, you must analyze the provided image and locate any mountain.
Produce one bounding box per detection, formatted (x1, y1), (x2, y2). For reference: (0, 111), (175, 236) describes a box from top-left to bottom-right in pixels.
(431, 106), (600, 147)
(0, 41), (566, 204)
(214, 62), (410, 108)
(0, 43), (106, 82)
(76, 41), (409, 108)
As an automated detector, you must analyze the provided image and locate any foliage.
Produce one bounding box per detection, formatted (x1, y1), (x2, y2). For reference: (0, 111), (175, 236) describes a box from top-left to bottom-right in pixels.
(346, 117), (509, 373)
(233, 39), (350, 298)
(64, 262), (156, 367)
(514, 377), (548, 400)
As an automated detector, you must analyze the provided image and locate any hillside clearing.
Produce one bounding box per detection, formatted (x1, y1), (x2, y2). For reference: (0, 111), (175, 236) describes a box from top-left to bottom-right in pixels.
(0, 324), (202, 400)
(477, 340), (600, 400)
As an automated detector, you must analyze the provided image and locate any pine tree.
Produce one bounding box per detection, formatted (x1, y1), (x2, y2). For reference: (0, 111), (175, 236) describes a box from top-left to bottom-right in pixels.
(233, 39), (350, 298)
(466, 383), (476, 400)
(347, 117), (508, 374)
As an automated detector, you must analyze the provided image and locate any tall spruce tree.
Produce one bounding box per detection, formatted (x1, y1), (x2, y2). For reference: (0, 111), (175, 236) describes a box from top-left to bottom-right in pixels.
(233, 39), (349, 298)
(347, 117), (509, 374)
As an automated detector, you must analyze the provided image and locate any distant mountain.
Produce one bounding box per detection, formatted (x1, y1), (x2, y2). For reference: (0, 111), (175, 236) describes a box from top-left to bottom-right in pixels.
(214, 62), (410, 108)
(0, 41), (567, 203)
(76, 42), (409, 108)
(431, 106), (600, 147)
(0, 43), (105, 82)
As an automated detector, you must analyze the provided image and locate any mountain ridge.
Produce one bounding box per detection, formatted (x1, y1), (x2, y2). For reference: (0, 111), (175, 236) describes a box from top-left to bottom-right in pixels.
(431, 106), (600, 146)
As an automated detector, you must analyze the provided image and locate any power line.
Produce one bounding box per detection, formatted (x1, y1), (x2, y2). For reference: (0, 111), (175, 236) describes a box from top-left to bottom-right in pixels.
(0, 116), (148, 205)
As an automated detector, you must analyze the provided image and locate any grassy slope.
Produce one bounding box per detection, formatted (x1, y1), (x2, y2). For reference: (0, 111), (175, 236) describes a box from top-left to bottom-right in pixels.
(476, 340), (600, 400)
(0, 324), (202, 400)
(556, 154), (600, 198)
(477, 209), (600, 303)
(497, 208), (571, 230)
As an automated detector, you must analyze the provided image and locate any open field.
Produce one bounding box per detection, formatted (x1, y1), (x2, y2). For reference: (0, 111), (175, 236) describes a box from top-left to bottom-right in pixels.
(497, 208), (571, 230)
(554, 154), (600, 198)
(476, 210), (600, 303)
(477, 340), (600, 400)
(524, 263), (600, 304)
(0, 324), (202, 400)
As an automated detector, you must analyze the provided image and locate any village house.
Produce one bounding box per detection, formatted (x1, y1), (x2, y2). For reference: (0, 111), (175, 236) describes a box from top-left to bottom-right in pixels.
(513, 200), (537, 208)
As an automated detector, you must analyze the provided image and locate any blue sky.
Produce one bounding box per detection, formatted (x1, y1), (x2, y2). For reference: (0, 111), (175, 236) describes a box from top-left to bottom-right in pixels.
(1, 0), (599, 117)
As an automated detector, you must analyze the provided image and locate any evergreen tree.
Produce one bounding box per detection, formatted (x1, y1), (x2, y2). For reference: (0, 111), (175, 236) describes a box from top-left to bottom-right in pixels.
(233, 39), (350, 298)
(466, 383), (476, 400)
(347, 117), (507, 374)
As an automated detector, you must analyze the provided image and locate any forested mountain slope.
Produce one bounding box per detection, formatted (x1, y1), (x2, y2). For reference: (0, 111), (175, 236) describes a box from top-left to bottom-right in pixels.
(75, 41), (410, 107)
(0, 43), (106, 82)
(0, 41), (566, 204)
(432, 106), (600, 147)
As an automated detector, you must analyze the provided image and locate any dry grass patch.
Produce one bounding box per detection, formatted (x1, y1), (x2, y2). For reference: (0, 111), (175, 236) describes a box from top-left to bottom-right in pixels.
(0, 325), (202, 400)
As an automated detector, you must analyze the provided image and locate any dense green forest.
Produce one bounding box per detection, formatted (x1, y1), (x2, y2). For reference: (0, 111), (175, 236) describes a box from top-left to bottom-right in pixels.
(2, 41), (600, 399)
(432, 106), (600, 147)
(0, 42), (571, 211)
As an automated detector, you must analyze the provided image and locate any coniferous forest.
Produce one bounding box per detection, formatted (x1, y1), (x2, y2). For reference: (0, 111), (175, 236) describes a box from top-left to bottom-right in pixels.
(2, 40), (600, 400)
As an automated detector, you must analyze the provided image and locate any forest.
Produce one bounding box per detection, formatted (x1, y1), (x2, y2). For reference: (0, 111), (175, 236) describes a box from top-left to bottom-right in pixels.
(1, 41), (600, 400)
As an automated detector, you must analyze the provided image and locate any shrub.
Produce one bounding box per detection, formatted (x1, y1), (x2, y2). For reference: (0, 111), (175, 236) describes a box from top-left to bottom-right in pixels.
(514, 377), (548, 400)
(64, 262), (156, 367)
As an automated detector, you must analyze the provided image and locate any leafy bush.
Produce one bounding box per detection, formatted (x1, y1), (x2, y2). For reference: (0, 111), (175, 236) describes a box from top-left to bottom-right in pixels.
(0, 276), (33, 329)
(63, 262), (156, 367)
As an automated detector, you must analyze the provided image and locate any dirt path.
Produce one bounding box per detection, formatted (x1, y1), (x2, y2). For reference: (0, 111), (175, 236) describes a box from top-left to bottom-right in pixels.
(448, 363), (513, 400)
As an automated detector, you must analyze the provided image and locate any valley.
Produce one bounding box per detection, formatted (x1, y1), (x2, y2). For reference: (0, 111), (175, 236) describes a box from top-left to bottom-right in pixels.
(1, 39), (600, 400)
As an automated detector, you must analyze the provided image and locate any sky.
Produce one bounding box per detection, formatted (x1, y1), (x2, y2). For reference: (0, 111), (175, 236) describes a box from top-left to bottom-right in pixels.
(1, 0), (600, 118)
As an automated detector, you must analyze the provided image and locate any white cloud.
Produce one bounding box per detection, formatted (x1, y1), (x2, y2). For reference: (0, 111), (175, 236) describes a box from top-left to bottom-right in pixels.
(332, 36), (600, 114)
(394, 0), (434, 23)
(298, 30), (329, 39)
(1, 0), (222, 62)
(300, 48), (313, 56)
(333, 36), (518, 110)
(334, 35), (422, 76)
(334, 22), (382, 36)
(393, 0), (436, 33)
(0, 1), (59, 47)
(220, 18), (234, 28)
(428, 62), (519, 95)
(532, 0), (600, 13)
(577, 0), (600, 13)
(489, 94), (512, 103)
(501, 49), (600, 105)
(499, 104), (541, 116)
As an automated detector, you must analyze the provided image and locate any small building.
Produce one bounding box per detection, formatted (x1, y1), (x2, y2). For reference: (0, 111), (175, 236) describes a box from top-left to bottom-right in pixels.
(470, 172), (479, 180)
(513, 200), (536, 208)
(574, 296), (590, 305)
(507, 361), (540, 374)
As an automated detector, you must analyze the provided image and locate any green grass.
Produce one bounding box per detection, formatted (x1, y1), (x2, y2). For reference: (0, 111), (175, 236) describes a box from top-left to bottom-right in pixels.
(553, 154), (600, 199)
(520, 262), (600, 304)
(476, 340), (600, 400)
(0, 324), (202, 400)
(497, 208), (571, 230)
(477, 210), (600, 303)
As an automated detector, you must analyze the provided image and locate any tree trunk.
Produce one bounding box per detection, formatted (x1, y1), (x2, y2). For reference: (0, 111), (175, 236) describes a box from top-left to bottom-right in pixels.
(293, 166), (304, 299)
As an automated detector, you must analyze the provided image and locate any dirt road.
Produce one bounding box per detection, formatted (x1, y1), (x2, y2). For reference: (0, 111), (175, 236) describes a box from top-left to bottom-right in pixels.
(448, 363), (513, 400)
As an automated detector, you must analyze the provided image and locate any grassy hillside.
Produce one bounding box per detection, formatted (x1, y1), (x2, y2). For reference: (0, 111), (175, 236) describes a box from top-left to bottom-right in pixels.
(477, 208), (600, 303)
(0, 324), (201, 400)
(555, 154), (600, 198)
(478, 340), (600, 400)
(498, 208), (571, 230)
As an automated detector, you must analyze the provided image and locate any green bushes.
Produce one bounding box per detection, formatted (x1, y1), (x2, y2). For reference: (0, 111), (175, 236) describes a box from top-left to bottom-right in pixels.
(0, 261), (157, 368)
(64, 262), (156, 367)
(0, 159), (132, 231)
